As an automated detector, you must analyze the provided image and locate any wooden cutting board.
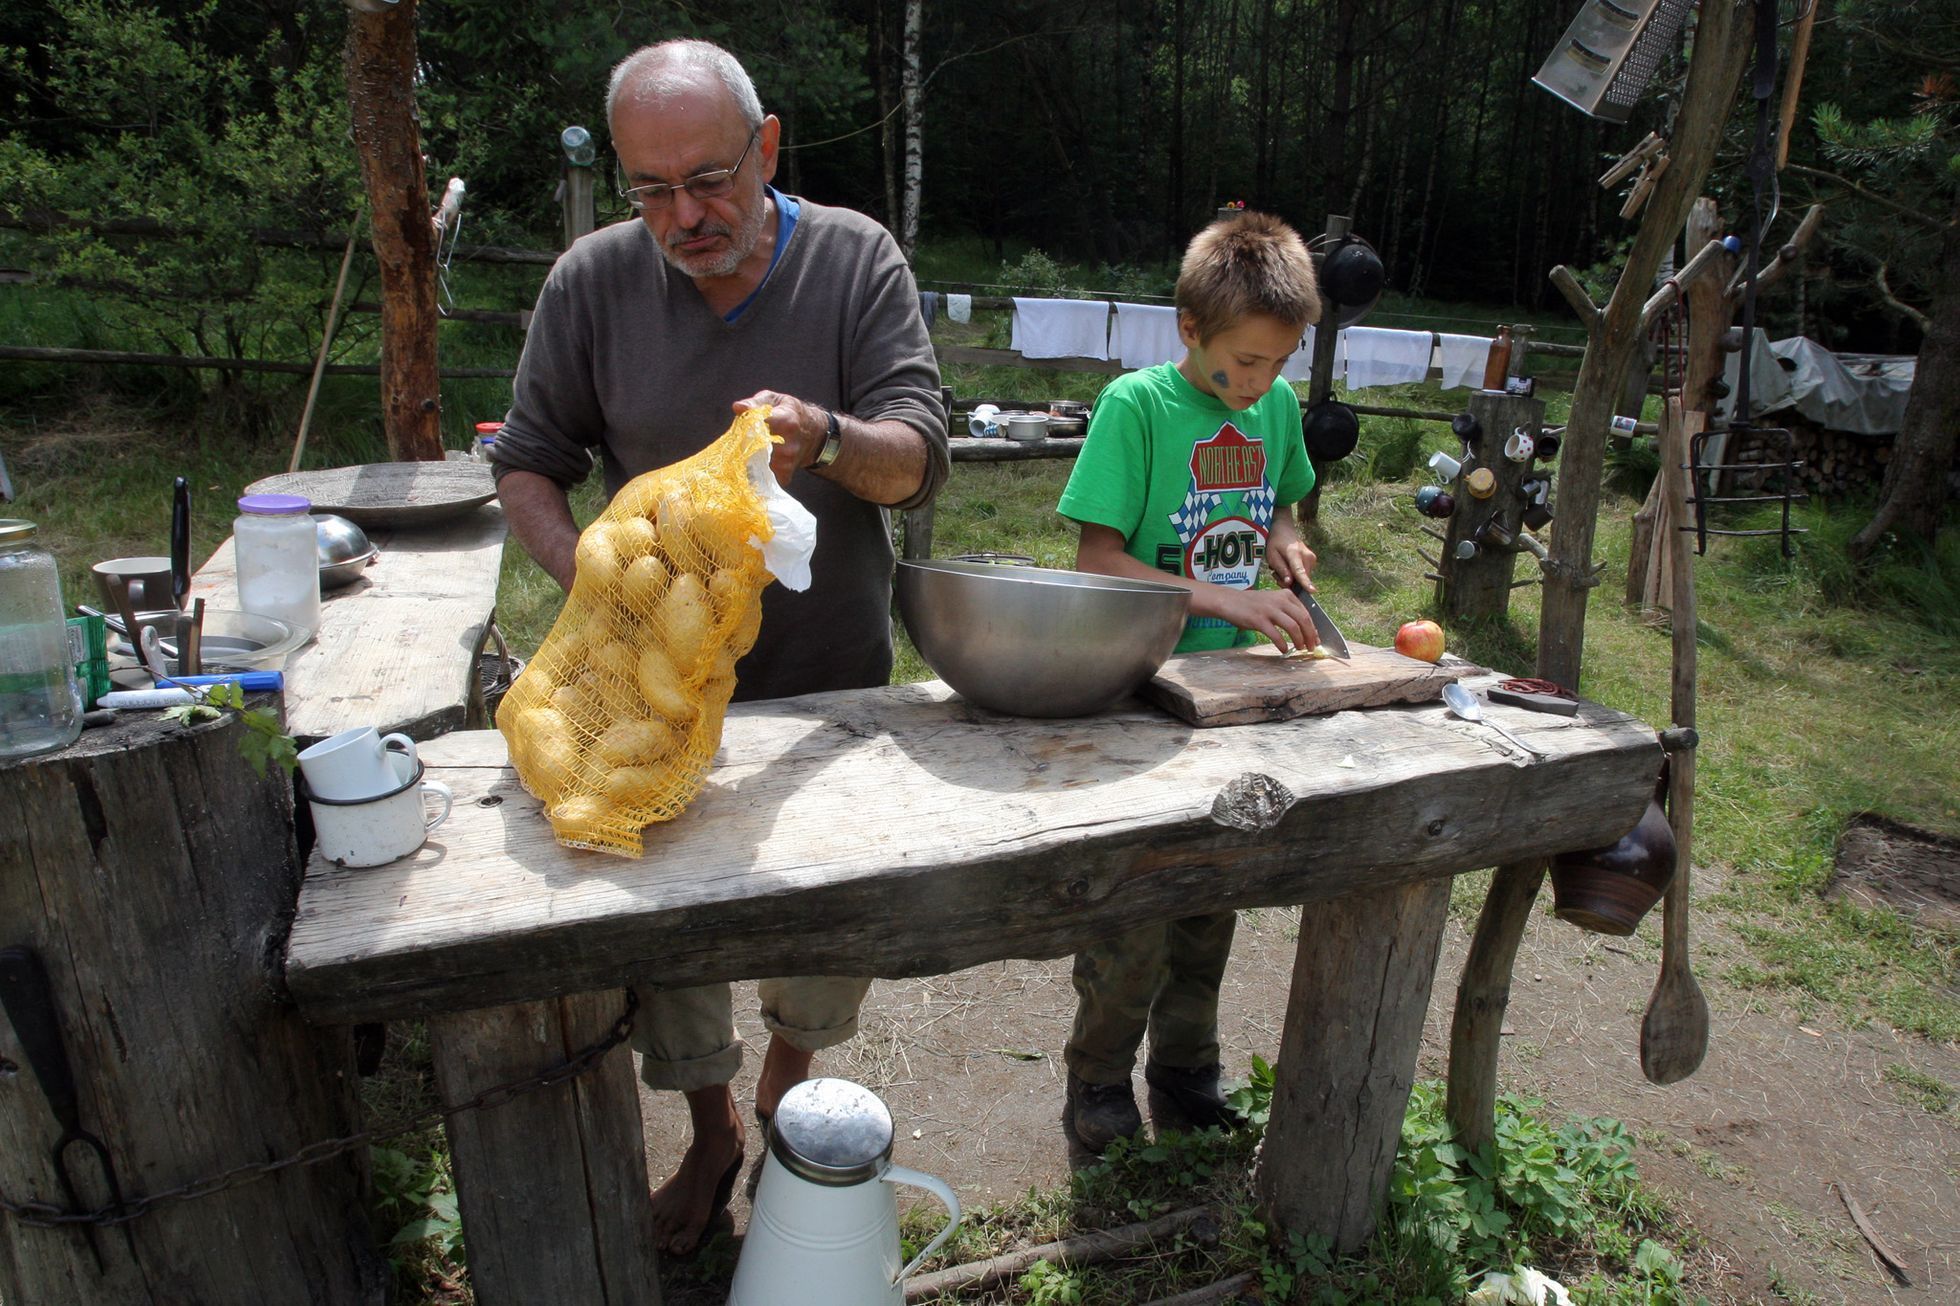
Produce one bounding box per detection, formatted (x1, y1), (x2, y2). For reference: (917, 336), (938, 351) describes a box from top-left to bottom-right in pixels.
(1140, 642), (1469, 727)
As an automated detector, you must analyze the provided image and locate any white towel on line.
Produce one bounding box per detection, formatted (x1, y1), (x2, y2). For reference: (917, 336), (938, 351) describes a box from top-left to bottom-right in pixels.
(1437, 333), (1491, 391)
(1110, 303), (1183, 369)
(1011, 297), (1111, 360)
(946, 293), (972, 324)
(1342, 326), (1432, 390)
(1280, 325), (1341, 381)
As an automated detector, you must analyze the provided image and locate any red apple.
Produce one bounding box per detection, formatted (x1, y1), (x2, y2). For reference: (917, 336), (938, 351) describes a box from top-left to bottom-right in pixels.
(1394, 619), (1445, 663)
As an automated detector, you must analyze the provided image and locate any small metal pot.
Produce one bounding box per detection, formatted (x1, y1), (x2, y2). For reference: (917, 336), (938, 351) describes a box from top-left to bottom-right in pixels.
(315, 514), (378, 590)
(1004, 413), (1050, 442)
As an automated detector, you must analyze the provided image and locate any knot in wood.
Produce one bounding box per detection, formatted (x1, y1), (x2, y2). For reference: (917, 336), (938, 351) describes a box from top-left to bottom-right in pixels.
(1067, 878), (1089, 900)
(1209, 773), (1295, 832)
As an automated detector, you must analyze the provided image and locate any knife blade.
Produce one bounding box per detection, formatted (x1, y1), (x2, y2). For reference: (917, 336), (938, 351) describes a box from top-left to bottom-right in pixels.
(170, 476), (191, 608)
(1290, 582), (1351, 659)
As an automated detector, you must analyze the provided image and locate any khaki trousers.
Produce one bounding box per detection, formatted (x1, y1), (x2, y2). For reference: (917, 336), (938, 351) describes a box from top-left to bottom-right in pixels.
(1064, 910), (1237, 1086)
(632, 976), (873, 1093)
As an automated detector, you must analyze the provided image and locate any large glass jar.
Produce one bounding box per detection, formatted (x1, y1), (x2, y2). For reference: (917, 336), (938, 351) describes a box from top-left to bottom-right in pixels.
(0, 519), (83, 761)
(234, 494), (321, 639)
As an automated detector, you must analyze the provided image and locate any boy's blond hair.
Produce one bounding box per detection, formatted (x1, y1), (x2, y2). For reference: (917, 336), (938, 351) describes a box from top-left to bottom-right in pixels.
(1174, 212), (1320, 343)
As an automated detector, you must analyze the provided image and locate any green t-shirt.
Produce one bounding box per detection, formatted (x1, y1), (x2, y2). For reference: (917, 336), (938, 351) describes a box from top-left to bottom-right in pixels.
(1058, 363), (1315, 652)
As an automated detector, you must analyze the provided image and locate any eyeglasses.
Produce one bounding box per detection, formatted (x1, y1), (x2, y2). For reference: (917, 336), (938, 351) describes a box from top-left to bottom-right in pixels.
(615, 131), (759, 211)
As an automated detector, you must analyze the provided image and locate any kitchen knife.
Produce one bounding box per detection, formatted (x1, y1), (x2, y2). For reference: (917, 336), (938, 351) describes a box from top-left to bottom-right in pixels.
(170, 476), (191, 608)
(1289, 582), (1351, 660)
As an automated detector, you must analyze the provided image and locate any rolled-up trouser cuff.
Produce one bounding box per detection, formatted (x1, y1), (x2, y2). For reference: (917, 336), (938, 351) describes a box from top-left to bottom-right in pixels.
(633, 982), (745, 1093)
(758, 976), (873, 1053)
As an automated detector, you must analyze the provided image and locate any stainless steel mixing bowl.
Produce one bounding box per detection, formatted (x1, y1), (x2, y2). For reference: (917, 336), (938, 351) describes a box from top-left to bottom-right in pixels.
(314, 513), (377, 590)
(896, 560), (1190, 717)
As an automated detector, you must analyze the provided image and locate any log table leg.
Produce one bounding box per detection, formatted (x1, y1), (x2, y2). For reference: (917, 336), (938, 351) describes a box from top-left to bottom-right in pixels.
(429, 990), (660, 1305)
(1256, 877), (1452, 1252)
(1444, 859), (1544, 1154)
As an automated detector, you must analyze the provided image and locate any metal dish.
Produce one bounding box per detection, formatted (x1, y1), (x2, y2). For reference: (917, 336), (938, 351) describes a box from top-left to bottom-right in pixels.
(896, 560), (1189, 717)
(246, 462), (496, 529)
(1004, 413), (1050, 442)
(315, 514), (378, 590)
(109, 609), (306, 671)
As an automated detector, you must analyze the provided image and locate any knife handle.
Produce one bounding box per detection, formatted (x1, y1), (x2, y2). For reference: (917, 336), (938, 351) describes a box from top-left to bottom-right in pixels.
(0, 946), (84, 1132)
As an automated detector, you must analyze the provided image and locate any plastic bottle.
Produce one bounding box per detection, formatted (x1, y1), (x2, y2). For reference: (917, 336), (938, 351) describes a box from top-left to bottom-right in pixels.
(1482, 325), (1514, 391)
(473, 421), (503, 463)
(234, 494), (321, 639)
(0, 518), (83, 760)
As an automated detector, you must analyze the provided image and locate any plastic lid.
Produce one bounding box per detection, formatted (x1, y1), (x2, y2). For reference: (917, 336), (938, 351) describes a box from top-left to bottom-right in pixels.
(0, 518), (40, 544)
(474, 421), (505, 435)
(237, 493), (312, 515)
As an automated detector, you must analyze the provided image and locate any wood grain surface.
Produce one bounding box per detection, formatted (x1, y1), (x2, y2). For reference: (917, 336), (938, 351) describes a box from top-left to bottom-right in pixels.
(284, 676), (1659, 1025)
(1139, 643), (1469, 726)
(193, 505), (506, 743)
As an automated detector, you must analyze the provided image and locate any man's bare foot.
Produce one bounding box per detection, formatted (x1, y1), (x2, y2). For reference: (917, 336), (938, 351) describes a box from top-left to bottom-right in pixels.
(754, 1038), (817, 1122)
(649, 1086), (745, 1257)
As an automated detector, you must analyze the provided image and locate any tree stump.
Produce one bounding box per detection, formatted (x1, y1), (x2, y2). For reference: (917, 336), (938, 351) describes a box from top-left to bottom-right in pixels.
(0, 712), (383, 1303)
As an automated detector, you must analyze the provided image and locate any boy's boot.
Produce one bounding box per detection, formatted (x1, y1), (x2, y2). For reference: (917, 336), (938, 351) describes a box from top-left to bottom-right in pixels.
(1063, 1073), (1143, 1154)
(1144, 1061), (1246, 1133)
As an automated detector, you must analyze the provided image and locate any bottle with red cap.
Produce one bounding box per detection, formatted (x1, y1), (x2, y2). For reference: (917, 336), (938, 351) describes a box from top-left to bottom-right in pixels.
(473, 421), (503, 463)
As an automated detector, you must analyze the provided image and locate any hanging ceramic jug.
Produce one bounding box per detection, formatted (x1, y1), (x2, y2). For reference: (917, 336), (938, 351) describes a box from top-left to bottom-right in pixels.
(728, 1077), (961, 1306)
(1549, 761), (1677, 935)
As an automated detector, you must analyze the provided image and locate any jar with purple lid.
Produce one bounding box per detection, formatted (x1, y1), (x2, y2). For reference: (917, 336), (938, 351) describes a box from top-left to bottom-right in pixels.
(234, 493), (320, 639)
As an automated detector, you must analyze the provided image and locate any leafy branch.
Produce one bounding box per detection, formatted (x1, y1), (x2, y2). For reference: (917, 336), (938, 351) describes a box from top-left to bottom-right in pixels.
(159, 681), (297, 777)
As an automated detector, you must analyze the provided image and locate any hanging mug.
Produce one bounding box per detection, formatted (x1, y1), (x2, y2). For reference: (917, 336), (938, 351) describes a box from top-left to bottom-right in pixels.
(1504, 429), (1536, 462)
(1428, 451), (1463, 481)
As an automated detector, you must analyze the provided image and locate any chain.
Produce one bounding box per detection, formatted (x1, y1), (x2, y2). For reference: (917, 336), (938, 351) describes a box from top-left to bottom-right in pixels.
(0, 990), (636, 1231)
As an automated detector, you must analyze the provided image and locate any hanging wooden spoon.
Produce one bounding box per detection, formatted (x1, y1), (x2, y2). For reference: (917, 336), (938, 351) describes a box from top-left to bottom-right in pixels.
(1641, 396), (1711, 1084)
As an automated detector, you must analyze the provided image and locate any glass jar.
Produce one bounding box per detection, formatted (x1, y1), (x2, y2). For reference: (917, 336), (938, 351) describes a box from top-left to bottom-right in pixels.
(234, 494), (321, 639)
(0, 519), (83, 761)
(473, 421), (503, 463)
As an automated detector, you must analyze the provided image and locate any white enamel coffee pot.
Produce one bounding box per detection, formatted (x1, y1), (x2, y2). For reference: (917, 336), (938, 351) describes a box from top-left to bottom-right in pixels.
(728, 1077), (961, 1306)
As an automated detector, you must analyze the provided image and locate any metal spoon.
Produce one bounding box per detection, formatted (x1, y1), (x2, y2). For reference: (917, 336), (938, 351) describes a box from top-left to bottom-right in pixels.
(1442, 681), (1545, 758)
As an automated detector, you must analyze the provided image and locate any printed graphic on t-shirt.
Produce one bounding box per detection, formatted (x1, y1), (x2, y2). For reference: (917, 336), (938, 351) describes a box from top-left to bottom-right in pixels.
(1165, 421), (1278, 590)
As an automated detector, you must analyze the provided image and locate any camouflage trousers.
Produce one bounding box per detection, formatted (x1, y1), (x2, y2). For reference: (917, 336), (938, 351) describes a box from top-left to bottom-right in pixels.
(1064, 910), (1237, 1085)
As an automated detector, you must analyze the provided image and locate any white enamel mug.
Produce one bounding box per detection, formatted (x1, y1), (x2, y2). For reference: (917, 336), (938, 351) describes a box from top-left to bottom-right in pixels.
(307, 759), (452, 868)
(297, 726), (419, 801)
(1428, 450), (1463, 481)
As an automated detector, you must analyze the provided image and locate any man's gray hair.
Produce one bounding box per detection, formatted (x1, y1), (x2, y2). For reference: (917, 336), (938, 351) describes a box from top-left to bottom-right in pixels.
(607, 40), (765, 131)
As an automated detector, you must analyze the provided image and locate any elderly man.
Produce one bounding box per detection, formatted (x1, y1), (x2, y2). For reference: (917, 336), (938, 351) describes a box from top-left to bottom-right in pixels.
(490, 38), (948, 1255)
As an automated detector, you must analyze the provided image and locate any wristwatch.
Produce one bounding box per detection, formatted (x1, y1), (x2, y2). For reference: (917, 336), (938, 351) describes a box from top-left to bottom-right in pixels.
(810, 407), (843, 470)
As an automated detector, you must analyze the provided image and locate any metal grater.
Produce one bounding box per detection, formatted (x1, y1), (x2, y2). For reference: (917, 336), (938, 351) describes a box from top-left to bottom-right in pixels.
(1534, 0), (1694, 122)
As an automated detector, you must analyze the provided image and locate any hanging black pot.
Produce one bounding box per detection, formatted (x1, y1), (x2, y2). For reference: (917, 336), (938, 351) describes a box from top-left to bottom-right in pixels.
(1301, 400), (1360, 462)
(1322, 238), (1385, 307)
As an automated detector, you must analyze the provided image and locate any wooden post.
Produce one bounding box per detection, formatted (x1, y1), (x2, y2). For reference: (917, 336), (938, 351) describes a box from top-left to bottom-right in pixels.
(1445, 0), (1757, 1158)
(1257, 877), (1452, 1252)
(345, 0), (444, 462)
(1296, 213), (1349, 528)
(428, 992), (660, 1306)
(1438, 389), (1545, 623)
(0, 714), (383, 1303)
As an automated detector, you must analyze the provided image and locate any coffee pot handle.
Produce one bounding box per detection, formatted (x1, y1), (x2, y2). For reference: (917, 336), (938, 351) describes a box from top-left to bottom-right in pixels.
(885, 1164), (962, 1283)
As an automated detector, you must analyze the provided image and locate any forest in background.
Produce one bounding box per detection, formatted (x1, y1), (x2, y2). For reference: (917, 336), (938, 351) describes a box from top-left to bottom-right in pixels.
(0, 0), (1948, 378)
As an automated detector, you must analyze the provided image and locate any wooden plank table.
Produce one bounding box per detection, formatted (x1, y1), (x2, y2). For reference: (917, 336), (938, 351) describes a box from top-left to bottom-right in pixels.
(190, 504), (507, 743)
(281, 674), (1660, 1301)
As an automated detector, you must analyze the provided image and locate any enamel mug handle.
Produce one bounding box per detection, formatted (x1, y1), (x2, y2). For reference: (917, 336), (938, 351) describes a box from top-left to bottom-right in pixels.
(886, 1164), (962, 1284)
(382, 732), (418, 768)
(422, 780), (454, 832)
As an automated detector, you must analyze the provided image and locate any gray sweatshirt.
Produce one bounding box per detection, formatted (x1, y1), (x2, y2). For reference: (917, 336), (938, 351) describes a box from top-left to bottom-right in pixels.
(493, 199), (948, 701)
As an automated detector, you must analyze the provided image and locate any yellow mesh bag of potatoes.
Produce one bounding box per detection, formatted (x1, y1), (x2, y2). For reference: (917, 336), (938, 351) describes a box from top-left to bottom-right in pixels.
(499, 407), (788, 856)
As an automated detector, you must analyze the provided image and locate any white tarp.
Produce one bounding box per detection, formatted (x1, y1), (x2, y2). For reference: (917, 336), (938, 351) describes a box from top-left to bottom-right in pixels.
(1723, 332), (1916, 436)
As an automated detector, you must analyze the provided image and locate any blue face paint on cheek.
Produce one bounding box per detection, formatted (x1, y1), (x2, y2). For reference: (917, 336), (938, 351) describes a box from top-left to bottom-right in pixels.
(1210, 370), (1229, 388)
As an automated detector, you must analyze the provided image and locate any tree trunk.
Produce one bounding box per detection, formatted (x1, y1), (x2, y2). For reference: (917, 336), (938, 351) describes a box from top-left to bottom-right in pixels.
(1, 714), (383, 1303)
(898, 0), (924, 261)
(345, 0), (442, 462)
(1850, 218), (1960, 558)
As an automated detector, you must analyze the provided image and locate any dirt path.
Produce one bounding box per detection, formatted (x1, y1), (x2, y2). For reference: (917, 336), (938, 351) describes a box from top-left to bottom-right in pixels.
(643, 867), (1958, 1302)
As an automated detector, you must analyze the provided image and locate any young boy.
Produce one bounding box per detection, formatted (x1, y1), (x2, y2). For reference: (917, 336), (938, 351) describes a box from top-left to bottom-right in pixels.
(1054, 210), (1322, 1152)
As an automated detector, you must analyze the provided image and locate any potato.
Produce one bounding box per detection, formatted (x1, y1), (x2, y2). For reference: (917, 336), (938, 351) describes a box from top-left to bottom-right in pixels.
(549, 681), (593, 721)
(603, 766), (664, 805)
(596, 717), (681, 767)
(728, 595), (763, 652)
(656, 489), (699, 565)
(590, 639), (638, 686)
(636, 645), (695, 722)
(621, 554), (670, 613)
(549, 794), (613, 843)
(574, 529), (623, 592)
(610, 516), (659, 562)
(658, 573), (714, 670)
